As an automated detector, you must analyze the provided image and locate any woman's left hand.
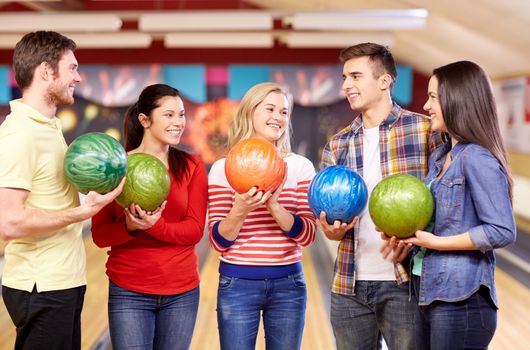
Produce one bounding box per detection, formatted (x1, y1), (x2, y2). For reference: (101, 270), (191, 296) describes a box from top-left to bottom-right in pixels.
(124, 201), (167, 231)
(403, 230), (438, 249)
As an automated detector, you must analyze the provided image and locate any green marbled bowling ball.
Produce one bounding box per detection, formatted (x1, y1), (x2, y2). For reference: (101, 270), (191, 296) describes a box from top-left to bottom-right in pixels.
(116, 153), (170, 211)
(64, 132), (127, 194)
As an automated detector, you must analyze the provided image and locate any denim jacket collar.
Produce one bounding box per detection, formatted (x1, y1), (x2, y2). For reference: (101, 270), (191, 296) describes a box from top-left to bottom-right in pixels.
(431, 140), (471, 174)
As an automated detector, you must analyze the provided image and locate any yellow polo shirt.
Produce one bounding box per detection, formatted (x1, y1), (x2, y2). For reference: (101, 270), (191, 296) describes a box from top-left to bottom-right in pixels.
(0, 99), (86, 292)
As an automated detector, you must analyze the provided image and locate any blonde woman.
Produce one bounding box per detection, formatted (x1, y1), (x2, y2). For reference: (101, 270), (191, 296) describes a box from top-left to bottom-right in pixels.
(207, 82), (317, 350)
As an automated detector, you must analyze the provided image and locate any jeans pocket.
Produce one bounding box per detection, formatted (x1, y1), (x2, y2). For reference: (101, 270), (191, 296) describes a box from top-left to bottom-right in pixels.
(218, 275), (235, 290)
(289, 272), (306, 288)
(479, 298), (497, 335)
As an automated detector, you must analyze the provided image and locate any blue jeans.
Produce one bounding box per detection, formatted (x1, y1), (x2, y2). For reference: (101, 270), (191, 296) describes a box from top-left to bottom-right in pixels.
(415, 285), (497, 350)
(108, 280), (199, 350)
(216, 272), (307, 350)
(330, 281), (415, 350)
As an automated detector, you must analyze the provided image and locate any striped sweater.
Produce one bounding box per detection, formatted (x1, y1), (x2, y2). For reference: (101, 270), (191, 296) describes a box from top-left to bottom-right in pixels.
(208, 153), (317, 276)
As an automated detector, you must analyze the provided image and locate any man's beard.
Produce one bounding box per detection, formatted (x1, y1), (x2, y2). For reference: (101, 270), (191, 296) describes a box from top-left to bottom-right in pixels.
(47, 80), (74, 106)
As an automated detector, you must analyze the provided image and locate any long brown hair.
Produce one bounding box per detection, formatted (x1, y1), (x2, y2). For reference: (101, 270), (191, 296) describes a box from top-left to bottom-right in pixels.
(123, 83), (192, 182)
(433, 60), (513, 200)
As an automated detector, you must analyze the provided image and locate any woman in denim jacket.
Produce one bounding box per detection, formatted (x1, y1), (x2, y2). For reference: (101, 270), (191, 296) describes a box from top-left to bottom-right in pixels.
(393, 61), (516, 349)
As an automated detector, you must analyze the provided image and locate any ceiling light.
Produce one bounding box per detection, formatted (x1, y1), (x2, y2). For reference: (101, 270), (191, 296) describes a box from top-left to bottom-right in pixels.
(0, 32), (151, 49)
(164, 32), (273, 48)
(0, 12), (122, 32)
(69, 33), (152, 48)
(140, 11), (273, 32)
(279, 31), (395, 48)
(284, 9), (428, 31)
(0, 34), (23, 49)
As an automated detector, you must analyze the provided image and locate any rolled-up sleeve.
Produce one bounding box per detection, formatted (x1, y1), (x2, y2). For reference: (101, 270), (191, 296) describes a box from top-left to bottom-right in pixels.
(464, 150), (516, 252)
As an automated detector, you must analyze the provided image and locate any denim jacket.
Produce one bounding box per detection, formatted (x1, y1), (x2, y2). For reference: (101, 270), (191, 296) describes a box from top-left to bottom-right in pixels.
(417, 141), (516, 307)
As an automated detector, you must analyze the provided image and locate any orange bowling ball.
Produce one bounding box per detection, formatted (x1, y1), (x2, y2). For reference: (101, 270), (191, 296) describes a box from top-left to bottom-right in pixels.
(225, 137), (286, 194)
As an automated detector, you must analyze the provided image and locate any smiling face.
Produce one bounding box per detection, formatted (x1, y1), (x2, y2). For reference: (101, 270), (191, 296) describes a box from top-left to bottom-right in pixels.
(342, 56), (390, 113)
(47, 50), (81, 105)
(424, 75), (448, 133)
(251, 91), (289, 144)
(140, 95), (186, 146)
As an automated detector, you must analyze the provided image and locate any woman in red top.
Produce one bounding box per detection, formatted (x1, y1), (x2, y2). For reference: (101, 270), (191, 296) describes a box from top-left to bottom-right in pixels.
(92, 83), (207, 350)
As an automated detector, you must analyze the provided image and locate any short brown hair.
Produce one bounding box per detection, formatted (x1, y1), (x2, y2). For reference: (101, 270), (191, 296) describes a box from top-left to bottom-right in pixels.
(13, 31), (76, 91)
(339, 42), (397, 83)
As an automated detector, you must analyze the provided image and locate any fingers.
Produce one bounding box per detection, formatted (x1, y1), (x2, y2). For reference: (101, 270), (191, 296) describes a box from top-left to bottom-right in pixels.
(261, 191), (273, 203)
(107, 177), (126, 199)
(239, 187), (269, 208)
(379, 236), (396, 259)
(317, 212), (352, 241)
(319, 211), (328, 224)
(394, 242), (412, 263)
(345, 217), (358, 230)
(151, 201), (167, 215)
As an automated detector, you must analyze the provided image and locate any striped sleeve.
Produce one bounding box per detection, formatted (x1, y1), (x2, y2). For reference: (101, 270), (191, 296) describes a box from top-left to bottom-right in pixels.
(206, 154), (317, 266)
(207, 159), (234, 252)
(287, 155), (317, 247)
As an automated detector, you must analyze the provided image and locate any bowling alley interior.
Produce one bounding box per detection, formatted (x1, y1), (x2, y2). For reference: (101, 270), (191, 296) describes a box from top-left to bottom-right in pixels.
(1, 1), (530, 349)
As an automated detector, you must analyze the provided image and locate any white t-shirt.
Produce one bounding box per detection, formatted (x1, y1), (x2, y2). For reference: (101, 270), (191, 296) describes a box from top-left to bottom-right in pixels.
(355, 125), (395, 280)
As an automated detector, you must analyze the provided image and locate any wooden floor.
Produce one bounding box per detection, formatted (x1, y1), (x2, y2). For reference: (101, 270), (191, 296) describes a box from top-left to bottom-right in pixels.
(1, 237), (529, 350)
(190, 249), (334, 350)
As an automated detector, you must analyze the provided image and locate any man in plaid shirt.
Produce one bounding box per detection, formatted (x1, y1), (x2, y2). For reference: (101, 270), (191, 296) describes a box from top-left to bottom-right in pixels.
(318, 43), (442, 350)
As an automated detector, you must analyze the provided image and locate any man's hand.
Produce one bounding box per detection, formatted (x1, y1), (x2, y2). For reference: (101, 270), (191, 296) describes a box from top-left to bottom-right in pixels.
(379, 232), (412, 263)
(316, 212), (358, 241)
(83, 177), (125, 218)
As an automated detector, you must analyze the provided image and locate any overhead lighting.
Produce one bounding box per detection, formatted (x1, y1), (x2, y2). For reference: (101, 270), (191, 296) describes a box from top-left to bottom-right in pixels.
(284, 9), (428, 30)
(279, 31), (395, 48)
(140, 11), (273, 31)
(164, 32), (273, 48)
(0, 13), (122, 32)
(0, 32), (151, 49)
(68, 33), (152, 48)
(0, 0), (59, 2)
(0, 34), (23, 49)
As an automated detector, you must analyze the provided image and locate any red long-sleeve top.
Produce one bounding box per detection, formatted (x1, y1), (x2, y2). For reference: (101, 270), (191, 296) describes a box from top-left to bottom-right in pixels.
(91, 154), (208, 295)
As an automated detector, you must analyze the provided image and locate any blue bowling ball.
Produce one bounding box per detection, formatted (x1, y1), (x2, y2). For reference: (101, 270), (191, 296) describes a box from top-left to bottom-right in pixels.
(308, 165), (368, 224)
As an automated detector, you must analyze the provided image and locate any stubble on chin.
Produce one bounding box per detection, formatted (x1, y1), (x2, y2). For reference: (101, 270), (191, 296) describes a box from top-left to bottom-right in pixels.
(47, 88), (75, 106)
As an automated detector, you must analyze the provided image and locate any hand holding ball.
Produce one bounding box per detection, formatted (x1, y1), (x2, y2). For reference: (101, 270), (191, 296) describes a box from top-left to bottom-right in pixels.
(308, 165), (368, 225)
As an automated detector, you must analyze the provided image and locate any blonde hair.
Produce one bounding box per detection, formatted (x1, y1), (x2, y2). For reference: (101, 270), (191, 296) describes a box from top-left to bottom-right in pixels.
(228, 82), (293, 154)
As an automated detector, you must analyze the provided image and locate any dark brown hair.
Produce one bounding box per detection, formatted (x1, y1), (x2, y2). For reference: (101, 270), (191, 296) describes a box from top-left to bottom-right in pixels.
(124, 83), (192, 182)
(339, 42), (397, 85)
(433, 60), (513, 200)
(13, 31), (76, 90)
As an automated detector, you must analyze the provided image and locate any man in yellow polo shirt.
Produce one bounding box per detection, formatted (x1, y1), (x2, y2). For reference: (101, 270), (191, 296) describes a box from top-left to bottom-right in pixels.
(0, 31), (124, 350)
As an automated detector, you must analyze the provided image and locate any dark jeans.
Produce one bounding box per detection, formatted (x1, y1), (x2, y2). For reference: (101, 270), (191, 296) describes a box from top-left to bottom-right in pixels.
(413, 275), (497, 350)
(216, 272), (307, 350)
(2, 284), (86, 350)
(108, 281), (200, 350)
(330, 281), (416, 350)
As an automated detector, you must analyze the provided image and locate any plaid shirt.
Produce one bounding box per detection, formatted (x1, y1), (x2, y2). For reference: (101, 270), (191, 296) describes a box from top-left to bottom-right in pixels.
(320, 103), (443, 296)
